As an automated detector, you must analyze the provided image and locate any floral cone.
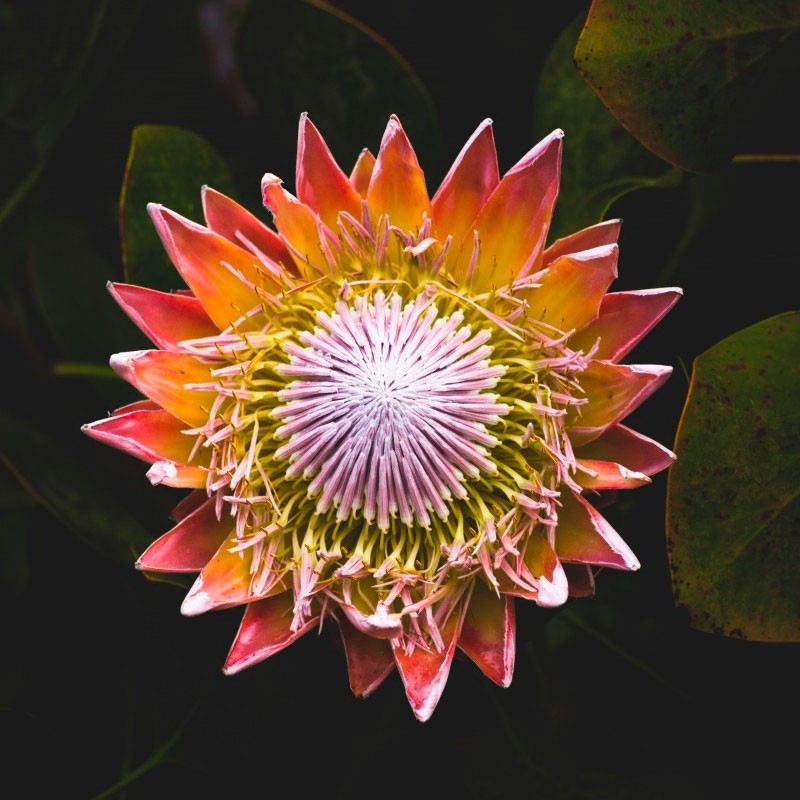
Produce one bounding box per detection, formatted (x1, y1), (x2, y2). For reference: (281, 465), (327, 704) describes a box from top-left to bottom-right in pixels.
(84, 115), (680, 720)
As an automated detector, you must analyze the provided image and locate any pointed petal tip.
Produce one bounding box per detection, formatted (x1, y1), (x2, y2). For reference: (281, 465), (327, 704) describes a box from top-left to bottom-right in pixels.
(146, 201), (165, 220)
(571, 286), (683, 363)
(221, 596), (318, 677)
(507, 128), (564, 175)
(431, 118), (500, 245)
(635, 363), (673, 378)
(570, 241), (619, 264)
(338, 621), (396, 698)
(470, 117), (494, 134)
(82, 411), (190, 472)
(296, 116), (361, 225)
(200, 183), (220, 209)
(106, 281), (123, 306)
(260, 174), (285, 212)
(558, 492), (641, 571)
(261, 173), (282, 189)
(107, 282), (220, 350)
(459, 586), (516, 688)
(576, 424), (676, 477)
(381, 114), (407, 144)
(109, 350), (147, 379)
(395, 606), (466, 721)
(80, 418), (114, 445)
(146, 203), (199, 235)
(354, 668), (395, 699)
(384, 115), (401, 136)
(535, 561), (570, 608)
(181, 584), (213, 617)
(617, 546), (642, 572)
(222, 646), (265, 676)
(369, 116), (429, 230)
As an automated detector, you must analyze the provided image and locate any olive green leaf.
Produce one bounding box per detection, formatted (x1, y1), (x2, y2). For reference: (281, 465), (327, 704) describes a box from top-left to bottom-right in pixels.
(120, 125), (235, 291)
(667, 312), (800, 641)
(575, 0), (800, 171)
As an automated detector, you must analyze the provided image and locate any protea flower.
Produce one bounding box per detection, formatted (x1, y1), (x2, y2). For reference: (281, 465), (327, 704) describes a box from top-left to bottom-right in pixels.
(84, 115), (680, 720)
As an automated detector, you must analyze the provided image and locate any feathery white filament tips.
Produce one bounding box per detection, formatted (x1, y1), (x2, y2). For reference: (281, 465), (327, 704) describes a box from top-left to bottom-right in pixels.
(273, 290), (511, 529)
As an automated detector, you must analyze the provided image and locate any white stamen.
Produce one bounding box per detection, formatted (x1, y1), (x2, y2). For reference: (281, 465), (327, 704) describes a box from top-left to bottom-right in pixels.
(273, 291), (509, 528)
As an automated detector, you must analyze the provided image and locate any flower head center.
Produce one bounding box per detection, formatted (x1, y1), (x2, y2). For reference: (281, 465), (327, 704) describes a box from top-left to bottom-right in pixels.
(273, 289), (511, 529)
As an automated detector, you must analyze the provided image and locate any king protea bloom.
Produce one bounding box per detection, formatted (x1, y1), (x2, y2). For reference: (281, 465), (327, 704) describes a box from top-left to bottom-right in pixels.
(84, 115), (680, 720)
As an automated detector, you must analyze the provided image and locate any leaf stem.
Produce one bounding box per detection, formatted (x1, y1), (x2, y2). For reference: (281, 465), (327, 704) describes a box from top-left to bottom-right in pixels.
(676, 355), (691, 386)
(51, 362), (116, 379)
(0, 161), (47, 228)
(732, 153), (800, 164)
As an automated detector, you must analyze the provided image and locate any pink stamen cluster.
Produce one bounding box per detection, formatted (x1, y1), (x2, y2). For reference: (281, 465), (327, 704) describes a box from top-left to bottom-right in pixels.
(273, 290), (511, 529)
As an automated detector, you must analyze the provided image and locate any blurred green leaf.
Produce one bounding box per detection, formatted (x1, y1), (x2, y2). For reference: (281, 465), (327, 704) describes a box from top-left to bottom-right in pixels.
(89, 699), (198, 800)
(656, 172), (726, 283)
(0, 410), (152, 564)
(574, 0), (800, 172)
(0, 463), (35, 596)
(0, 462), (35, 511)
(0, 509), (31, 595)
(30, 217), (140, 362)
(667, 312), (800, 641)
(535, 13), (679, 239)
(238, 0), (439, 169)
(0, 0), (141, 223)
(120, 124), (235, 291)
(1, 0), (137, 140)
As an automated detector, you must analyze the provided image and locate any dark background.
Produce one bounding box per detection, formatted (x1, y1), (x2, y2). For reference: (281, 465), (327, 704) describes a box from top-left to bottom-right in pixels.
(1, 1), (798, 797)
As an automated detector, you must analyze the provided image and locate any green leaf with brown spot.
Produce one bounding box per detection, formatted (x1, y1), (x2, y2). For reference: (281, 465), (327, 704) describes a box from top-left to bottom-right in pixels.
(667, 312), (800, 641)
(534, 13), (680, 239)
(575, 0), (800, 172)
(120, 125), (235, 291)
